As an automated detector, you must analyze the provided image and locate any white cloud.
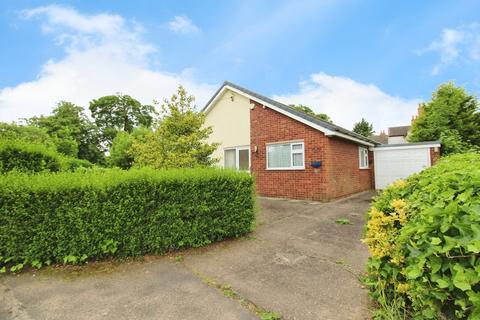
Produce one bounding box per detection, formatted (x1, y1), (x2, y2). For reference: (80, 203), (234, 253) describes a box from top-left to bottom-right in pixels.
(0, 5), (215, 122)
(423, 23), (480, 75)
(273, 73), (421, 132)
(168, 15), (199, 34)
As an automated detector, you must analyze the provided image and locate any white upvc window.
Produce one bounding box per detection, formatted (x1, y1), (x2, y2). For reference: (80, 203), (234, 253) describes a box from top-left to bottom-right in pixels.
(359, 147), (369, 169)
(266, 141), (305, 170)
(224, 146), (250, 171)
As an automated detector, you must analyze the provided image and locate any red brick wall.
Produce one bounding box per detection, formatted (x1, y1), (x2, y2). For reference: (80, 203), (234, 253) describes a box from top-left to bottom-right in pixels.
(326, 137), (374, 199)
(250, 100), (373, 201)
(430, 147), (441, 165)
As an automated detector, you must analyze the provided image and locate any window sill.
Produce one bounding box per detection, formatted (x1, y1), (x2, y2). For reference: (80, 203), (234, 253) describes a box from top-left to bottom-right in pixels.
(359, 167), (370, 170)
(266, 167), (305, 171)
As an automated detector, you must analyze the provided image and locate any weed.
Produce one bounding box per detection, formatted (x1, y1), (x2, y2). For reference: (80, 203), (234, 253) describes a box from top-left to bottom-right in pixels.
(260, 311), (281, 320)
(335, 218), (352, 225)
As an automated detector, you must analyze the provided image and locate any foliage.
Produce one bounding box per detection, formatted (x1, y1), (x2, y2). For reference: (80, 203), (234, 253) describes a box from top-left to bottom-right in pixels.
(288, 104), (332, 123)
(0, 140), (61, 173)
(0, 168), (255, 271)
(409, 83), (480, 154)
(0, 122), (56, 148)
(259, 312), (281, 320)
(89, 94), (156, 146)
(335, 218), (352, 225)
(353, 118), (375, 137)
(363, 153), (480, 319)
(108, 127), (150, 169)
(131, 86), (218, 169)
(29, 101), (105, 164)
(0, 140), (93, 173)
(59, 157), (94, 171)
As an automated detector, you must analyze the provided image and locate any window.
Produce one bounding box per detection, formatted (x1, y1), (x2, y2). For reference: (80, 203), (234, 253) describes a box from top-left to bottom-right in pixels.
(267, 141), (304, 170)
(224, 146), (250, 171)
(224, 149), (236, 169)
(359, 147), (369, 169)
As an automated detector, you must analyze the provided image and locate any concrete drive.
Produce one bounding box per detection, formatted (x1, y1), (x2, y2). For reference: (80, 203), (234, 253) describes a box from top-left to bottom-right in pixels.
(184, 192), (374, 320)
(0, 191), (374, 320)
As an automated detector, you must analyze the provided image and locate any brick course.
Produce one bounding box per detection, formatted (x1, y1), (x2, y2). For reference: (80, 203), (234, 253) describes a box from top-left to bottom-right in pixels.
(430, 147), (441, 165)
(249, 100), (373, 201)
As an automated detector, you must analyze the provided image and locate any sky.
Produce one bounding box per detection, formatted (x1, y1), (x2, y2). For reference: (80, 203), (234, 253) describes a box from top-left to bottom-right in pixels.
(1, 0), (479, 132)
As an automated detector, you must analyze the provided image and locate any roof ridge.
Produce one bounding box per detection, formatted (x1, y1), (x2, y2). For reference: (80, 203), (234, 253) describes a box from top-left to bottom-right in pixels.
(204, 81), (378, 145)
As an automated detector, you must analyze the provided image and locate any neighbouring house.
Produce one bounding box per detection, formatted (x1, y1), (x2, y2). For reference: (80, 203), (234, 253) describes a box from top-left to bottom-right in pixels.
(203, 81), (379, 201)
(371, 130), (388, 144)
(387, 125), (411, 144)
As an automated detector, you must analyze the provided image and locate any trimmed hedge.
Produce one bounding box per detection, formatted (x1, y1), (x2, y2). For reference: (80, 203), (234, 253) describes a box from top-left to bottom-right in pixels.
(363, 153), (480, 319)
(0, 140), (61, 173)
(0, 140), (93, 173)
(0, 168), (255, 271)
(59, 157), (94, 171)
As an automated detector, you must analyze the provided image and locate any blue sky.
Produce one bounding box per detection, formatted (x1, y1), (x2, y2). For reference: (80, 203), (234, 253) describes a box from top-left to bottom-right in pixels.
(1, 0), (479, 131)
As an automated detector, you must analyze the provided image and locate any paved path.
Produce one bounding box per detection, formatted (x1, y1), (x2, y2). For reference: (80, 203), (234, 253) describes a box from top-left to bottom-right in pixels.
(0, 191), (375, 320)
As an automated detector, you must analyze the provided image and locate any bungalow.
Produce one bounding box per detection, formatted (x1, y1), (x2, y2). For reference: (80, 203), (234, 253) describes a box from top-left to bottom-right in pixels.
(203, 81), (379, 201)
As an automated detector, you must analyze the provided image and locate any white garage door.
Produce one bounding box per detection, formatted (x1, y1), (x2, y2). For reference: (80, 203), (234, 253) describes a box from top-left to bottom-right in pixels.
(374, 147), (431, 189)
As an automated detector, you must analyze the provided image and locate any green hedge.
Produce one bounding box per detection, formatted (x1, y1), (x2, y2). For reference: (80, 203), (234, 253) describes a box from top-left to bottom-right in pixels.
(0, 140), (93, 173)
(0, 168), (255, 271)
(0, 140), (61, 173)
(363, 153), (480, 319)
(59, 157), (94, 171)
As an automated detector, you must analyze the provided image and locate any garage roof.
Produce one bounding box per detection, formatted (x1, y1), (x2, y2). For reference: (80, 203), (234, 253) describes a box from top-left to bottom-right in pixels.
(373, 141), (441, 150)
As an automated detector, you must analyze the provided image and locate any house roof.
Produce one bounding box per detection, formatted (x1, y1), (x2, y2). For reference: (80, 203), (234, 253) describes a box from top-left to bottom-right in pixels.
(388, 125), (411, 137)
(203, 81), (378, 147)
(371, 133), (388, 144)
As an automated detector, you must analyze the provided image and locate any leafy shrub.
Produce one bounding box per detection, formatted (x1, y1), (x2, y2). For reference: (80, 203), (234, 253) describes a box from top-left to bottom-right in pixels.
(0, 140), (61, 173)
(363, 153), (480, 319)
(59, 156), (94, 171)
(0, 122), (55, 148)
(0, 168), (255, 272)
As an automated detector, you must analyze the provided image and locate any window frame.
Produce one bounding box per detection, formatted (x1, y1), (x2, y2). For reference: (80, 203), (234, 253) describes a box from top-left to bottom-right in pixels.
(359, 146), (369, 169)
(266, 141), (305, 170)
(224, 146), (250, 171)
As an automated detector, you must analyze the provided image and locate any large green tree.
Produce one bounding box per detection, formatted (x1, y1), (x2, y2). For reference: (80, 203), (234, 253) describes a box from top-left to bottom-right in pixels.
(108, 127), (150, 169)
(29, 101), (105, 163)
(89, 94), (156, 146)
(131, 86), (218, 169)
(352, 118), (375, 137)
(409, 82), (480, 154)
(289, 104), (332, 123)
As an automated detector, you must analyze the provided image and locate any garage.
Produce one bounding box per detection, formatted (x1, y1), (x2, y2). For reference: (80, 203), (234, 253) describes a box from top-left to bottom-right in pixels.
(373, 141), (441, 189)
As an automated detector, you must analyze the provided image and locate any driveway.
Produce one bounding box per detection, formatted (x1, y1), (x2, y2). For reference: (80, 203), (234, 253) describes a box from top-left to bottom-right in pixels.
(0, 191), (374, 320)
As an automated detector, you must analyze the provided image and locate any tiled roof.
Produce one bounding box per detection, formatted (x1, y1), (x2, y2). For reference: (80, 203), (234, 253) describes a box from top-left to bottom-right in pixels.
(388, 125), (411, 137)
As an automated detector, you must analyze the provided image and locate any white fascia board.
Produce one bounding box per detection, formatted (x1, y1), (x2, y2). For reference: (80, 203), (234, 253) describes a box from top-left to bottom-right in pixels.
(224, 86), (333, 135)
(373, 143), (440, 151)
(325, 131), (375, 147)
(203, 87), (228, 115)
(204, 85), (374, 147)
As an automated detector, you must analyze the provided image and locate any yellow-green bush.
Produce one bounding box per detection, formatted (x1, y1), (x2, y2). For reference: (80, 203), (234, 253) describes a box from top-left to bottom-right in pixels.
(364, 153), (480, 319)
(0, 168), (255, 272)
